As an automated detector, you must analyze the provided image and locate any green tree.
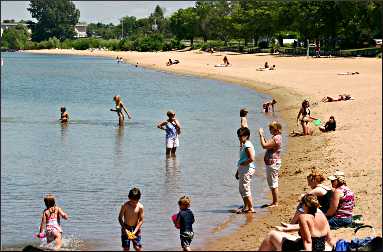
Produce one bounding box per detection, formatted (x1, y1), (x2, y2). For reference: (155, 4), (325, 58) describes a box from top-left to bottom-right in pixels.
(27, 0), (80, 41)
(2, 25), (30, 50)
(169, 7), (199, 45)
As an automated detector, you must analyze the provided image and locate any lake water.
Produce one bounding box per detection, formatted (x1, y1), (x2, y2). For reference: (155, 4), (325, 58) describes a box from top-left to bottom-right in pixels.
(1, 52), (285, 250)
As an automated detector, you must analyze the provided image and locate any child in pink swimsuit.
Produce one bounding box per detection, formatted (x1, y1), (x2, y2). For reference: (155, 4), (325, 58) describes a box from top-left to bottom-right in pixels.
(38, 194), (69, 250)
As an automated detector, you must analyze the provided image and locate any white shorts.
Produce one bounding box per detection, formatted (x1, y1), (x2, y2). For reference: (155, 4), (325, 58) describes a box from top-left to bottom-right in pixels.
(265, 162), (281, 189)
(238, 167), (255, 198)
(166, 137), (179, 148)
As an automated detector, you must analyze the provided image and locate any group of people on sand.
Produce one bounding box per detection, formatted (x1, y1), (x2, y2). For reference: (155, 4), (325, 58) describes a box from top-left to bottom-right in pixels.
(258, 169), (356, 251)
(116, 56), (124, 64)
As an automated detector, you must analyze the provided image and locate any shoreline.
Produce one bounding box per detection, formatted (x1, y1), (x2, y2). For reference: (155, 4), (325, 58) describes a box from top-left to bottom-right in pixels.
(23, 49), (382, 250)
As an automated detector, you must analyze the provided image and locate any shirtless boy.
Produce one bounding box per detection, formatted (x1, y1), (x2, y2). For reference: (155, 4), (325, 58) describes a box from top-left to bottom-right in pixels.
(118, 188), (144, 251)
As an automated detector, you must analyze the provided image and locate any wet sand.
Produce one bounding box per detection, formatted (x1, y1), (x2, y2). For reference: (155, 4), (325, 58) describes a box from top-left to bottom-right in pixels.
(26, 49), (382, 250)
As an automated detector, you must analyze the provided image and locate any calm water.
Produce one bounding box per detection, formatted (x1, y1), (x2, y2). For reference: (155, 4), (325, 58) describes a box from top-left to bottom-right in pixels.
(1, 52), (285, 250)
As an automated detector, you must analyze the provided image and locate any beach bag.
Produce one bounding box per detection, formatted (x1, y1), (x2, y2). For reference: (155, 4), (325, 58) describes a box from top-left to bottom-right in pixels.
(334, 225), (383, 251)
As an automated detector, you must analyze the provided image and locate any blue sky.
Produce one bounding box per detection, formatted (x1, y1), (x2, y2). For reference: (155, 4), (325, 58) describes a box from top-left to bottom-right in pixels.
(1, 1), (195, 24)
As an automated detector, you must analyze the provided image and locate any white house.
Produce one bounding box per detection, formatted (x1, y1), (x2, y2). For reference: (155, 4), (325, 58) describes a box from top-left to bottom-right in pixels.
(1, 22), (87, 38)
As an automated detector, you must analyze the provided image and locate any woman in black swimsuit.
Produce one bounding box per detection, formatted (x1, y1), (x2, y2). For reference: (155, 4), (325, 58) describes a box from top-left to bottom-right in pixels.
(259, 194), (335, 251)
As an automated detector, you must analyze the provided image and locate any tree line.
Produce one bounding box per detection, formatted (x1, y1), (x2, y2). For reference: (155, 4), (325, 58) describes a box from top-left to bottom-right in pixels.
(2, 0), (382, 53)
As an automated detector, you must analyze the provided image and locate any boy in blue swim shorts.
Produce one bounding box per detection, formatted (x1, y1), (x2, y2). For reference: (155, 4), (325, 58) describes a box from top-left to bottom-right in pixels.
(118, 187), (144, 251)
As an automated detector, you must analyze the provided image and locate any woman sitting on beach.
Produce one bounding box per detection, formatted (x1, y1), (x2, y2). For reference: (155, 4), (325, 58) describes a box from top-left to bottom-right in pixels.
(321, 94), (354, 102)
(111, 95), (132, 126)
(326, 171), (355, 229)
(287, 171), (333, 225)
(259, 194), (336, 251)
(319, 116), (336, 132)
(166, 59), (180, 66)
(296, 100), (318, 135)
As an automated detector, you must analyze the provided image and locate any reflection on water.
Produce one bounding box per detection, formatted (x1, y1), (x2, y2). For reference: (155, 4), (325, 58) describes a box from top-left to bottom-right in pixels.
(165, 156), (181, 192)
(114, 126), (124, 162)
(60, 122), (68, 144)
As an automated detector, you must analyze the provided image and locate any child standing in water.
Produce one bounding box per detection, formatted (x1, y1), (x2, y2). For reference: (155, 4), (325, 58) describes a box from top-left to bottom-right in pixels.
(259, 121), (282, 207)
(240, 108), (249, 128)
(38, 194), (69, 250)
(60, 107), (69, 123)
(175, 196), (195, 251)
(157, 111), (181, 157)
(111, 95), (132, 126)
(118, 187), (144, 251)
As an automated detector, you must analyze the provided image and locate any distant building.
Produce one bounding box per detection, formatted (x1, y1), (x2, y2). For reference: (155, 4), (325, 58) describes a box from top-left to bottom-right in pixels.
(1, 21), (87, 38)
(75, 23), (87, 38)
(1, 22), (31, 37)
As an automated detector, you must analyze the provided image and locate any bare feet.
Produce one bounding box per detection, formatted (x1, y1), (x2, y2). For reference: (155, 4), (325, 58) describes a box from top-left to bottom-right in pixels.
(261, 203), (278, 208)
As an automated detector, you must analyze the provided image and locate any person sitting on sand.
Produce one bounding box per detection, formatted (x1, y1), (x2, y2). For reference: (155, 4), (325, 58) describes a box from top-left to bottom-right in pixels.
(319, 116), (336, 132)
(321, 94), (354, 102)
(235, 127), (256, 214)
(223, 56), (230, 66)
(337, 71), (359, 75)
(296, 100), (318, 135)
(326, 171), (355, 229)
(166, 59), (180, 66)
(263, 99), (277, 113)
(264, 61), (269, 68)
(269, 64), (276, 70)
(60, 107), (69, 123)
(288, 171), (333, 225)
(259, 194), (336, 251)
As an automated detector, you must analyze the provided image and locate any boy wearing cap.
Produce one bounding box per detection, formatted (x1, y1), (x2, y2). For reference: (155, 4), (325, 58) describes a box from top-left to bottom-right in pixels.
(326, 171), (355, 229)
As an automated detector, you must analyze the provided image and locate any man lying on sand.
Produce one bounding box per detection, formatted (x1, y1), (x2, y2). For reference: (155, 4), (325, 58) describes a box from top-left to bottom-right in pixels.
(321, 94), (354, 102)
(337, 71), (359, 75)
(256, 64), (276, 71)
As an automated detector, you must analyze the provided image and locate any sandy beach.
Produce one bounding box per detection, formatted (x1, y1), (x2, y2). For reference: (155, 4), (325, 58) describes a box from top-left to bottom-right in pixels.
(27, 49), (382, 250)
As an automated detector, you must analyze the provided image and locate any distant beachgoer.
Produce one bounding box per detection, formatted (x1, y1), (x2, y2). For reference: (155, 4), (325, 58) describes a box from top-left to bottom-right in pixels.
(319, 116), (336, 132)
(118, 187), (144, 251)
(235, 127), (256, 214)
(111, 95), (132, 126)
(135, 62), (138, 67)
(337, 72), (359, 75)
(259, 194), (336, 251)
(223, 56), (230, 66)
(265, 61), (269, 68)
(296, 100), (317, 135)
(288, 171), (333, 225)
(263, 99), (277, 113)
(240, 108), (249, 128)
(326, 171), (355, 229)
(166, 59), (180, 66)
(174, 196), (195, 251)
(269, 65), (276, 70)
(60, 107), (69, 123)
(157, 111), (181, 157)
(259, 122), (282, 207)
(38, 194), (69, 250)
(315, 40), (321, 58)
(321, 94), (354, 102)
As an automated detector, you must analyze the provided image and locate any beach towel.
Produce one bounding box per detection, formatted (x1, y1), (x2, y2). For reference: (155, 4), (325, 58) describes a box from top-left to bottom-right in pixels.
(214, 64), (230, 67)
